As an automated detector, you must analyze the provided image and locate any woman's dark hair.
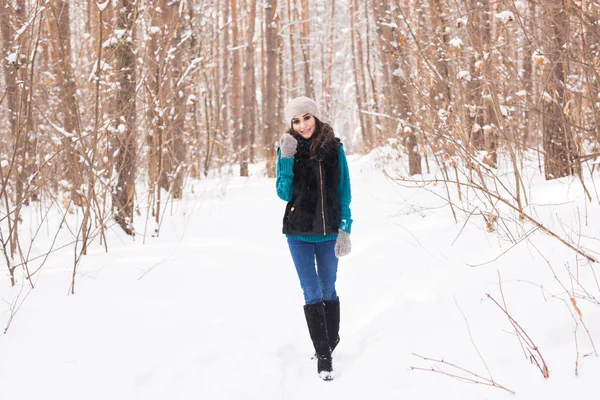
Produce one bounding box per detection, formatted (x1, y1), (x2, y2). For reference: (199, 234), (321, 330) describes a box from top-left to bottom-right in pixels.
(287, 117), (336, 161)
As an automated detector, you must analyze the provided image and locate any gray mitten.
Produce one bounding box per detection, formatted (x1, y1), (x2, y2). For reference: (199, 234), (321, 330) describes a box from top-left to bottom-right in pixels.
(334, 229), (351, 258)
(279, 133), (298, 158)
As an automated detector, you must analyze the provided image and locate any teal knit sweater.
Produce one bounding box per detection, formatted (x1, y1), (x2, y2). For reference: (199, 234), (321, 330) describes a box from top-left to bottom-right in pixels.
(276, 145), (353, 242)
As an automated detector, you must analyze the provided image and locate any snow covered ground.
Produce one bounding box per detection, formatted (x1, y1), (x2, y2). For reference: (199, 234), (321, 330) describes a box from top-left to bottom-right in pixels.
(1, 149), (600, 399)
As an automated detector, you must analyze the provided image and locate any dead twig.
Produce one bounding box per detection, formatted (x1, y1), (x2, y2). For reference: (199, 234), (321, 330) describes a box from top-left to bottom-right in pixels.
(488, 276), (550, 378)
(410, 353), (515, 395)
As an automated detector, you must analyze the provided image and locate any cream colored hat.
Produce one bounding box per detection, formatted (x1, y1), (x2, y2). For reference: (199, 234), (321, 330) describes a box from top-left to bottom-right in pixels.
(284, 96), (321, 126)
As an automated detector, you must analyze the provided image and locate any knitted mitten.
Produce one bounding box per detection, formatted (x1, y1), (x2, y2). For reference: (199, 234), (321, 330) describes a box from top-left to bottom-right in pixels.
(334, 229), (351, 257)
(279, 133), (298, 158)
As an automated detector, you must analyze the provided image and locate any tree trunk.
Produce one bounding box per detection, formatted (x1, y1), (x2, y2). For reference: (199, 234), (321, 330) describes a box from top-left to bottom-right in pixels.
(50, 0), (84, 206)
(286, 0), (297, 96)
(373, 0), (397, 138)
(322, 0), (335, 118)
(240, 0), (257, 177)
(429, 0), (452, 110)
(264, 0), (279, 178)
(522, 2), (535, 146)
(221, 0), (230, 142)
(466, 0), (488, 151)
(298, 0), (314, 98)
(14, 0), (25, 203)
(0, 0), (17, 173)
(112, 0), (137, 235)
(146, 0), (164, 214)
(230, 0), (243, 170)
(363, 0), (382, 146)
(541, 0), (579, 179)
(373, 1), (420, 174)
(350, 0), (371, 150)
(259, 2), (266, 137)
(168, 2), (187, 198)
(0, 0), (18, 260)
(426, 0), (453, 160)
(580, 1), (600, 147)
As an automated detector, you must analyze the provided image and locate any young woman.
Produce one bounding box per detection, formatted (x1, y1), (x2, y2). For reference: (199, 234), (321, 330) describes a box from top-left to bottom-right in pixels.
(276, 96), (353, 381)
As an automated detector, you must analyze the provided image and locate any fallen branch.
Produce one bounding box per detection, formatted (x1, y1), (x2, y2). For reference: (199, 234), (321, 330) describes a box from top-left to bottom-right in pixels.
(396, 177), (598, 263)
(410, 353), (515, 395)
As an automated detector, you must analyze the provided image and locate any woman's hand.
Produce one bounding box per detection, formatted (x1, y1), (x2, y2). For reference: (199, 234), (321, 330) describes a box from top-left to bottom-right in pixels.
(334, 229), (351, 257)
(279, 133), (298, 158)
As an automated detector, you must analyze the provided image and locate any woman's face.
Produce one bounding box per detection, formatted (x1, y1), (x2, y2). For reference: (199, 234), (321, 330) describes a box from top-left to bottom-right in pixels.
(292, 113), (316, 139)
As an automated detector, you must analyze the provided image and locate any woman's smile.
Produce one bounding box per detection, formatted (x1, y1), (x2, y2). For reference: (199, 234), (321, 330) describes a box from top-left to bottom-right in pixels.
(292, 113), (316, 139)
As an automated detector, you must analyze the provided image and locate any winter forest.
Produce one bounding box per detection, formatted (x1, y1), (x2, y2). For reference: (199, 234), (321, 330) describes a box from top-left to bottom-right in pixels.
(2, 0), (600, 398)
(2, 0), (600, 270)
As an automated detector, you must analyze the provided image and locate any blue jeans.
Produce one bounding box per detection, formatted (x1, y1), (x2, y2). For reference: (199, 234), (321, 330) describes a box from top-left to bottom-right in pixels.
(287, 238), (339, 305)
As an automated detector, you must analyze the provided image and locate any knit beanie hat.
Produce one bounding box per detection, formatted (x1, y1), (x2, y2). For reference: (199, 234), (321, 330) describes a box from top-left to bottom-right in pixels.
(285, 96), (321, 126)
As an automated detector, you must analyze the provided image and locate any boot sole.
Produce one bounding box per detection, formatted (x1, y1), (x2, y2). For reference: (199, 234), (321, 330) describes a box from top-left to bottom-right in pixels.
(319, 371), (335, 381)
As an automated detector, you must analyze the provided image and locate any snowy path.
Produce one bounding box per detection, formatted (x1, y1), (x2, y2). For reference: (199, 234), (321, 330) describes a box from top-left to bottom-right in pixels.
(1, 154), (600, 399)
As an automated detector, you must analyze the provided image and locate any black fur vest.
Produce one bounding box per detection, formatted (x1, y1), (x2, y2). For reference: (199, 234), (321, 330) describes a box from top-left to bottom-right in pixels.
(282, 136), (341, 235)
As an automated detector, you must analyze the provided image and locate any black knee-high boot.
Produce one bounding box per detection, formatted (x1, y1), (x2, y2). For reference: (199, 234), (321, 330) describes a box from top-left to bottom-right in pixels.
(323, 298), (340, 353)
(303, 302), (334, 380)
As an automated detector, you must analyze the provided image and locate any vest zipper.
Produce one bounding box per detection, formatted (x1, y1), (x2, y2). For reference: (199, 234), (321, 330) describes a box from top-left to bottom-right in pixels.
(319, 161), (326, 235)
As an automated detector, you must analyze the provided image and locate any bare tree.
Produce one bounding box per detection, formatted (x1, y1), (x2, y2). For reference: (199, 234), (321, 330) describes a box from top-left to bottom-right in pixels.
(540, 0), (579, 179)
(373, 0), (421, 174)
